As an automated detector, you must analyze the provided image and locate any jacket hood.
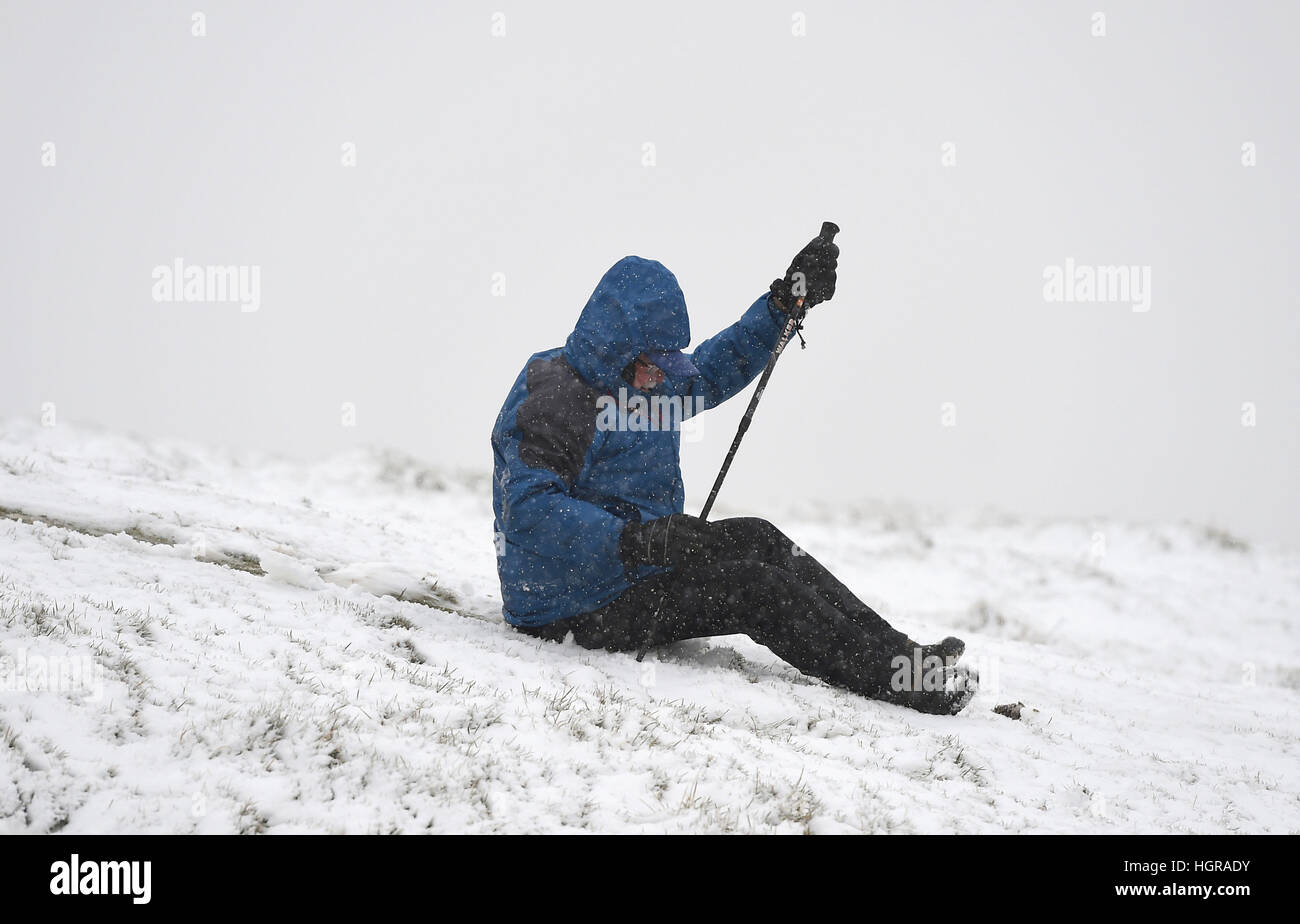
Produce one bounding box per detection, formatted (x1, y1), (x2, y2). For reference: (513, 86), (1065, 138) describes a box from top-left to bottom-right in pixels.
(564, 256), (690, 393)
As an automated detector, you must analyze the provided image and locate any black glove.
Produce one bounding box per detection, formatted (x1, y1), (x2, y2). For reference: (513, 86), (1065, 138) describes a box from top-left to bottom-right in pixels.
(619, 514), (723, 570)
(770, 226), (839, 314)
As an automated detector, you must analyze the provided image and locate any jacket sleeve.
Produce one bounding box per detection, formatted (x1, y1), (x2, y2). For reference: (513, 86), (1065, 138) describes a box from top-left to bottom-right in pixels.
(674, 292), (789, 412)
(497, 363), (628, 587)
(500, 458), (626, 574)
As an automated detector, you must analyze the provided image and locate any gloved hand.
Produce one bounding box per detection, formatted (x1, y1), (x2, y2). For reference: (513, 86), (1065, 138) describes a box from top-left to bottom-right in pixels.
(770, 228), (839, 314)
(619, 514), (723, 570)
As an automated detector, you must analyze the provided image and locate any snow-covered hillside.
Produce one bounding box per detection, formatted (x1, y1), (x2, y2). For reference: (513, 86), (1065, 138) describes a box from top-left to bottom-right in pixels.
(1, 418), (1296, 834)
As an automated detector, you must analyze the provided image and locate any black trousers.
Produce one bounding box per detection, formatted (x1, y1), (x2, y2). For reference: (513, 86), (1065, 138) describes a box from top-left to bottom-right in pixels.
(516, 517), (914, 698)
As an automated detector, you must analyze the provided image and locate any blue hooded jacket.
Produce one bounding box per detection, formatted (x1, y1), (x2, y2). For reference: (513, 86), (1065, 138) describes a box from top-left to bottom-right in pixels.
(490, 256), (789, 627)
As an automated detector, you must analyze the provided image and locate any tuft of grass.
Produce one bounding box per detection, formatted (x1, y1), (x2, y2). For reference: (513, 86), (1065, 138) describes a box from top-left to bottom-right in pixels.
(235, 800), (270, 835)
(393, 638), (424, 664)
(1204, 525), (1250, 553)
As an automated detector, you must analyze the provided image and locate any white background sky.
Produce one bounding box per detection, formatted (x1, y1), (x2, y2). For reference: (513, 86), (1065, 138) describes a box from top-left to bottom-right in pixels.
(3, 1), (1297, 548)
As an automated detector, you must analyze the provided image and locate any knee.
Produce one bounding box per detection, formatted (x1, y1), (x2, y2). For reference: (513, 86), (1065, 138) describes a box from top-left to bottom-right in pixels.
(713, 516), (794, 559)
(714, 516), (786, 546)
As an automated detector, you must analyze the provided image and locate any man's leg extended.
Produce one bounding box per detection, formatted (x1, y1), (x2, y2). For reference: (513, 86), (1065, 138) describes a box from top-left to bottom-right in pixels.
(568, 560), (909, 701)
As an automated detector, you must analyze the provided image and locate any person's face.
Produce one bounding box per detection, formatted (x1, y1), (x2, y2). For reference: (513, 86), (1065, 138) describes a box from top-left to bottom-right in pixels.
(632, 353), (666, 390)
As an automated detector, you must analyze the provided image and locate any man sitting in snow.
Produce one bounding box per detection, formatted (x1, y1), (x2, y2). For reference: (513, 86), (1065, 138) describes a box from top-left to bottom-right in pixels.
(490, 232), (976, 714)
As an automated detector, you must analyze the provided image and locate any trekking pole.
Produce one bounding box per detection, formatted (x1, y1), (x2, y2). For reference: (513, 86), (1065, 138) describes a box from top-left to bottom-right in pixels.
(699, 220), (838, 521)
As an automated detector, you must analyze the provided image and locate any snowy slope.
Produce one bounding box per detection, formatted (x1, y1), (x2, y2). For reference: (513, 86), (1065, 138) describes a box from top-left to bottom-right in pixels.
(1, 418), (1297, 834)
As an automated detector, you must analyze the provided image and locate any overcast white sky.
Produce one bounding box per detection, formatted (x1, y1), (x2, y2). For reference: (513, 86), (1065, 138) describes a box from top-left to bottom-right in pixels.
(3, 1), (1297, 549)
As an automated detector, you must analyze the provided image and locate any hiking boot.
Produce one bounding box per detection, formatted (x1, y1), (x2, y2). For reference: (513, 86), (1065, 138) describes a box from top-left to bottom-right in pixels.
(875, 638), (977, 715)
